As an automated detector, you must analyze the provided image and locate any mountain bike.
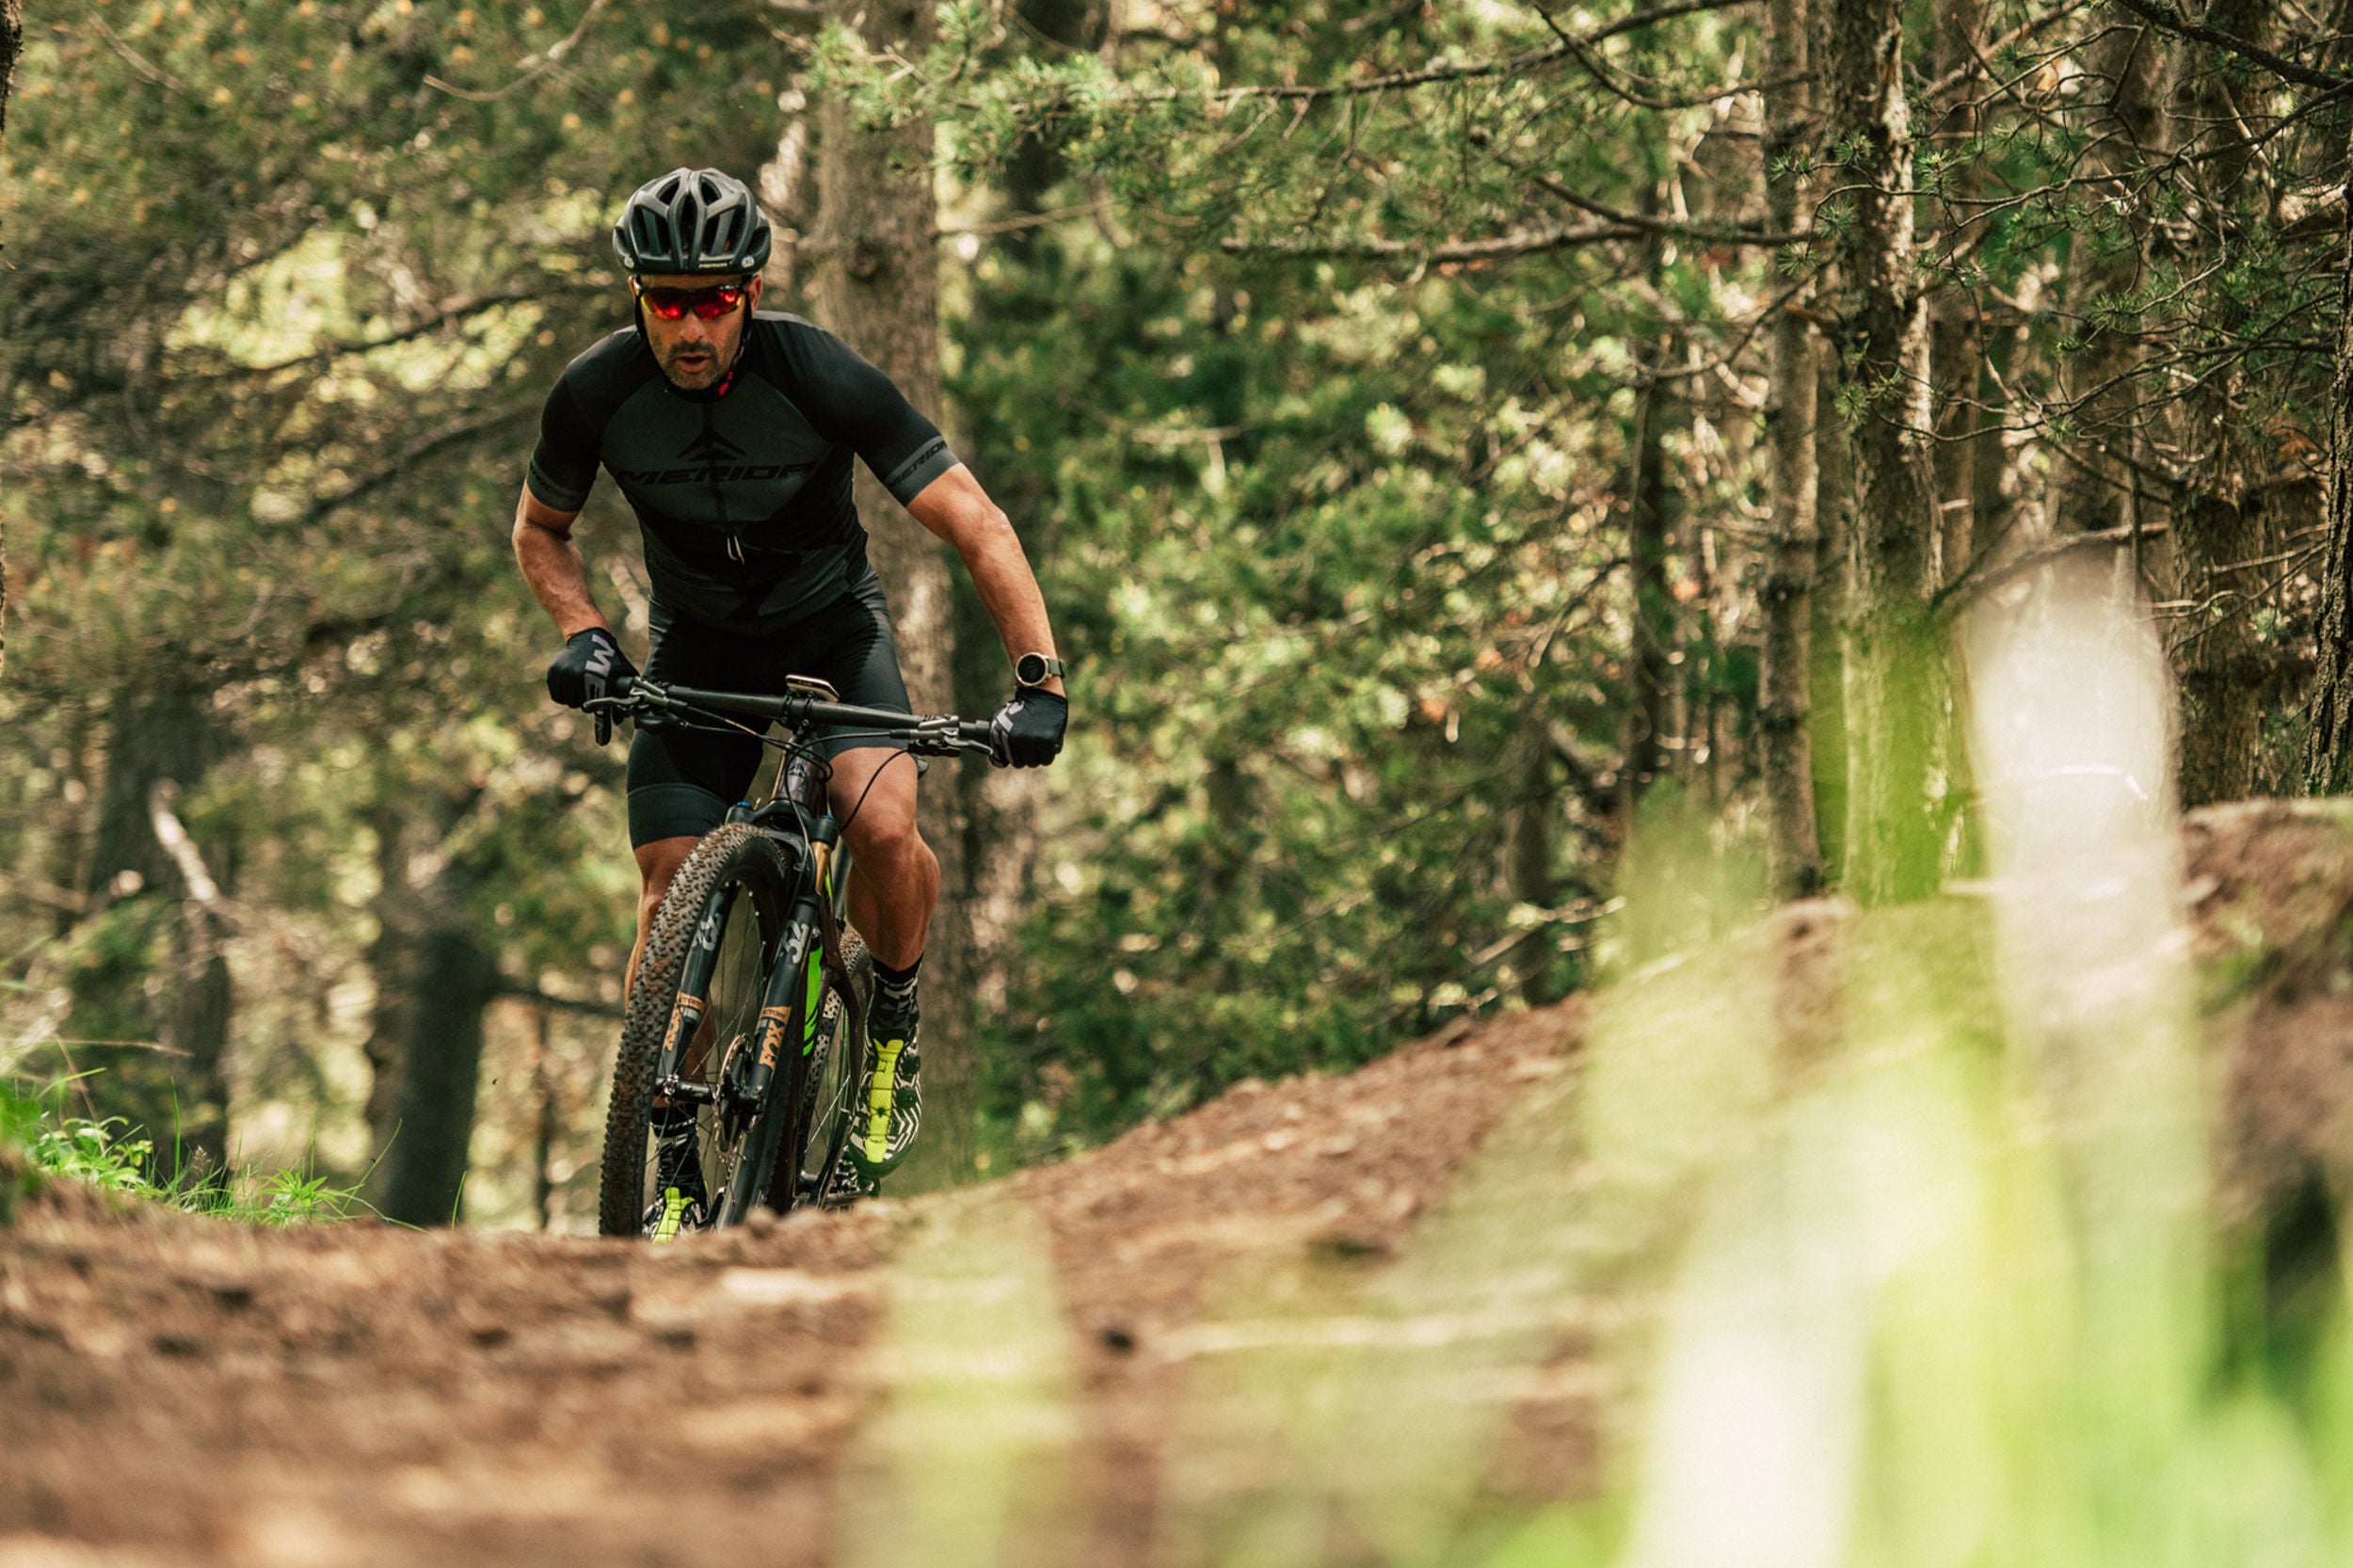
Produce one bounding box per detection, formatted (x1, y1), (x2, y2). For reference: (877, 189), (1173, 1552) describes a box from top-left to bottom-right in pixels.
(584, 673), (1000, 1240)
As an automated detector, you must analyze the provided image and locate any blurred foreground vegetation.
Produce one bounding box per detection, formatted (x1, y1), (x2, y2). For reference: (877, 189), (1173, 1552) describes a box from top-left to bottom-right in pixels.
(835, 797), (2353, 1567)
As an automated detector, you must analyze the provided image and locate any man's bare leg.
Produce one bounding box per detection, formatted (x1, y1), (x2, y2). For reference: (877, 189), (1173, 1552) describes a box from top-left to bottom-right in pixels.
(629, 832), (711, 1216)
(826, 746), (936, 968)
(628, 835), (700, 1000)
(825, 745), (934, 1187)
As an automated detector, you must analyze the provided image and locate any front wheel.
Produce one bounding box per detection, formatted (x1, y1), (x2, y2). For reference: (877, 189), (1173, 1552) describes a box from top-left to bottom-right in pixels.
(598, 824), (791, 1239)
(765, 930), (872, 1212)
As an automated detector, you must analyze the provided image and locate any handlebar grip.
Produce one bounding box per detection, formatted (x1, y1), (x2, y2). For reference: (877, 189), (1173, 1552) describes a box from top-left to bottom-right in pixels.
(592, 673), (632, 746)
(962, 720), (1009, 767)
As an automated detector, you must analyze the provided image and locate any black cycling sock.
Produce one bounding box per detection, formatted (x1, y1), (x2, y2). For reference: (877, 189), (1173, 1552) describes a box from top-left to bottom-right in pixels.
(872, 954), (920, 1035)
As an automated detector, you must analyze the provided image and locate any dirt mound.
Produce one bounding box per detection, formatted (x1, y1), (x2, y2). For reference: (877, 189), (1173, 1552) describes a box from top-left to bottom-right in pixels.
(0, 1003), (1580, 1567)
(2184, 799), (2353, 1231)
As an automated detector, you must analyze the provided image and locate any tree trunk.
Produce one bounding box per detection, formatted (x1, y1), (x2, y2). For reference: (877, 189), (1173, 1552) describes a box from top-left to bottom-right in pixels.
(361, 792), (501, 1225)
(2171, 0), (2274, 806)
(1811, 328), (1851, 883)
(2304, 126), (2353, 791)
(77, 677), (231, 1175)
(1622, 201), (1677, 824)
(530, 1003), (558, 1231)
(951, 0), (1115, 1023)
(1929, 0), (1989, 581)
(1503, 702), (1555, 1001)
(2050, 20), (2168, 538)
(807, 0), (982, 1188)
(1758, 0), (1822, 899)
(86, 676), (220, 907)
(147, 782), (232, 1183)
(377, 927), (500, 1225)
(1828, 0), (1942, 904)
(0, 0), (19, 687)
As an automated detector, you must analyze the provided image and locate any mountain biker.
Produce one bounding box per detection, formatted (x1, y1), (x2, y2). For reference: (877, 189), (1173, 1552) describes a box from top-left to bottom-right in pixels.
(512, 167), (1067, 1213)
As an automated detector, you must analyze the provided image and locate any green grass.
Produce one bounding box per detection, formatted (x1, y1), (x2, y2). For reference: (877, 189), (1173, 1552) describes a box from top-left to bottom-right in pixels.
(1, 1078), (366, 1226)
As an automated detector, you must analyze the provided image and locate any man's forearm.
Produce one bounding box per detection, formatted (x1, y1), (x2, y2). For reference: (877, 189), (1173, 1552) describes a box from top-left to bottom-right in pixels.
(959, 523), (1062, 693)
(513, 492), (608, 638)
(906, 466), (1062, 694)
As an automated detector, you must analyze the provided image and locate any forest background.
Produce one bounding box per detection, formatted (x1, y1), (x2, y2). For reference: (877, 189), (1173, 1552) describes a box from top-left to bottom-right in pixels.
(2, 0), (2350, 1229)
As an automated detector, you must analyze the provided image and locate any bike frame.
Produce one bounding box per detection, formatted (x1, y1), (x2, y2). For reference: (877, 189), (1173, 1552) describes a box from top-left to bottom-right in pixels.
(600, 676), (994, 1219)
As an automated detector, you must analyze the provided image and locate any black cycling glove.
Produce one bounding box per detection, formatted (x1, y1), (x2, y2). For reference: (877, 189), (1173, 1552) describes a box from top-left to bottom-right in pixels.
(991, 689), (1067, 768)
(546, 627), (637, 744)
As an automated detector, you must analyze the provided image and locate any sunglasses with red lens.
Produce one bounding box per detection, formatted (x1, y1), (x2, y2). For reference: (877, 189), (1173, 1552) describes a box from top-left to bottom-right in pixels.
(635, 280), (749, 321)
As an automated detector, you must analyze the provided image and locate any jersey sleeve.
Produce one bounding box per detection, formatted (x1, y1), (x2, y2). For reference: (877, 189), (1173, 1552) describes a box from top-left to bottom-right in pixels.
(525, 376), (601, 512)
(791, 324), (959, 504)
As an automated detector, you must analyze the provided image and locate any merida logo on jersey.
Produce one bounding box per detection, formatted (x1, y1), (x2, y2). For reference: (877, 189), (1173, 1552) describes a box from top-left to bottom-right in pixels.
(612, 431), (814, 487)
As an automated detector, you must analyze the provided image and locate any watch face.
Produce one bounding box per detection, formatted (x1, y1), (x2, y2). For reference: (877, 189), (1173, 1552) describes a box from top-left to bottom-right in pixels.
(1016, 653), (1050, 685)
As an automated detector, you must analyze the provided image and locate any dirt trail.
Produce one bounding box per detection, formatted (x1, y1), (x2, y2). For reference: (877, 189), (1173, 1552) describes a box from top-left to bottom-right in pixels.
(11, 799), (2347, 1568)
(0, 1006), (1585, 1568)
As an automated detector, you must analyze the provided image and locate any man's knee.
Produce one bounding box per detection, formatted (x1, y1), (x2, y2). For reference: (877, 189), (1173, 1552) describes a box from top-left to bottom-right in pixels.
(847, 804), (927, 870)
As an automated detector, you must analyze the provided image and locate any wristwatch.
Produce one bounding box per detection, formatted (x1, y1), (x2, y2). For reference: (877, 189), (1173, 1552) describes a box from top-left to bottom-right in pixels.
(1014, 652), (1066, 689)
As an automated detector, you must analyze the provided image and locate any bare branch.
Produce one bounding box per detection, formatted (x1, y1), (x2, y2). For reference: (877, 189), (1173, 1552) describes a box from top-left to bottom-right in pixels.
(222, 288), (576, 376)
(1530, 0), (1802, 111)
(1134, 0), (1759, 104)
(1222, 221), (1643, 262)
(1915, 0), (2089, 104)
(149, 780), (232, 922)
(84, 8), (184, 92)
(1526, 170), (1812, 246)
(0, 871), (88, 916)
(301, 406), (536, 520)
(425, 0), (612, 102)
(1936, 524), (2170, 616)
(497, 983), (623, 1019)
(2105, 0), (2353, 91)
(938, 199), (1114, 238)
(760, 0), (827, 29)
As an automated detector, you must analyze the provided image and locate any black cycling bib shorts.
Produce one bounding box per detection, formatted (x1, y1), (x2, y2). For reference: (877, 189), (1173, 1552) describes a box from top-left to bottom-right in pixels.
(525, 312), (957, 846)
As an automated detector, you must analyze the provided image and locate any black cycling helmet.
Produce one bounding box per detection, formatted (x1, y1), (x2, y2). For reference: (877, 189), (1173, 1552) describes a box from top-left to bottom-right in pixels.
(612, 167), (773, 277)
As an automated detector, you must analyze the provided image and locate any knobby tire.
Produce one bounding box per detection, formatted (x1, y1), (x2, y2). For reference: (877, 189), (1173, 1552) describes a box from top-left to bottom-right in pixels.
(597, 823), (790, 1239)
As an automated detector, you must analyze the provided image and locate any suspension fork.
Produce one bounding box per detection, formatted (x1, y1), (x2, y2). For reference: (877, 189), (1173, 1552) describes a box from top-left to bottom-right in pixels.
(652, 886), (735, 1095)
(736, 818), (844, 1113)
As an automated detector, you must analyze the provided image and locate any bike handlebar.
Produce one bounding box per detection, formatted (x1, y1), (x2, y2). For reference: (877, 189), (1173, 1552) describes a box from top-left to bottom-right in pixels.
(585, 676), (1004, 763)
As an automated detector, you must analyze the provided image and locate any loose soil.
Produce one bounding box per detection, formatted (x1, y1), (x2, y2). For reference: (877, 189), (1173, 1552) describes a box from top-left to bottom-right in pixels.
(0, 1006), (1586, 1568)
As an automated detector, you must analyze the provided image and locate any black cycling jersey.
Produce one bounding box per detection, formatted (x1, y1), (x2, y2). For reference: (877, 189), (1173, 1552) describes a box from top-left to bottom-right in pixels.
(525, 312), (958, 633)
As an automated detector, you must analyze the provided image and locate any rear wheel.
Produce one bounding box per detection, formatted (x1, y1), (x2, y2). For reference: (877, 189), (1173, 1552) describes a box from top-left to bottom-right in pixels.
(599, 824), (791, 1239)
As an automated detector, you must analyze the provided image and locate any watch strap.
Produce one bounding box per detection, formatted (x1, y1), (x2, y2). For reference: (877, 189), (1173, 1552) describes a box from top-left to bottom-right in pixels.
(1015, 653), (1066, 688)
